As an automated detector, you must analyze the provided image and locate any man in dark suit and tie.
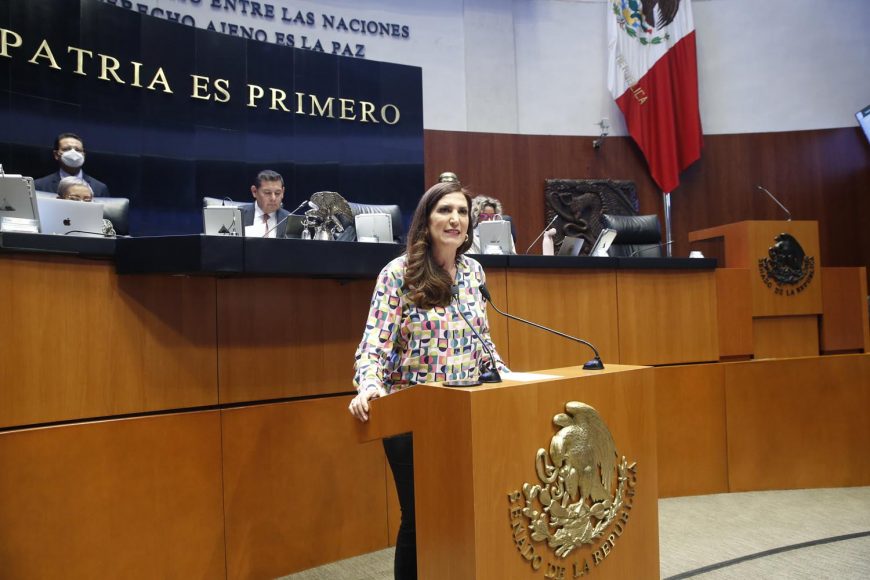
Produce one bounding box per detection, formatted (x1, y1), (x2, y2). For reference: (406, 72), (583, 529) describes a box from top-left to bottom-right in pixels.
(242, 169), (290, 238)
(33, 132), (110, 197)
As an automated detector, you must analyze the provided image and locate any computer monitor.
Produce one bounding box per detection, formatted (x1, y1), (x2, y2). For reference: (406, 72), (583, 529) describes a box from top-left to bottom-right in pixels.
(355, 213), (394, 243)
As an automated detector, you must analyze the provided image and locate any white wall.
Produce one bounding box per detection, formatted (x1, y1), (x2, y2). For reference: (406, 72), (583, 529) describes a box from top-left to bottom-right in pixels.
(100, 0), (870, 135)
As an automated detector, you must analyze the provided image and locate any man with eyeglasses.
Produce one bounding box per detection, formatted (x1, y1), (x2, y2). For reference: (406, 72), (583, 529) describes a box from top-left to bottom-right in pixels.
(243, 169), (291, 238)
(34, 132), (110, 198)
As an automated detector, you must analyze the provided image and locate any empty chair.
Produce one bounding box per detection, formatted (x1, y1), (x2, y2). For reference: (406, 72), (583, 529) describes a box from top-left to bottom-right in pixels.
(601, 213), (663, 257)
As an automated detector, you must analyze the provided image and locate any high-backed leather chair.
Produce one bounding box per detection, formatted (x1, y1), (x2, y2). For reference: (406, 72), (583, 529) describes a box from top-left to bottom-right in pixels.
(601, 213), (663, 257)
(100, 197), (131, 236)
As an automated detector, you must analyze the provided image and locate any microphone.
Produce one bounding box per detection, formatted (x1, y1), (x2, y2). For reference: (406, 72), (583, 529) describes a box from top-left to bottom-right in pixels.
(628, 240), (674, 257)
(524, 214), (559, 254)
(450, 285), (502, 383)
(480, 283), (604, 370)
(221, 196), (233, 206)
(262, 200), (314, 238)
(288, 199), (312, 215)
(756, 185), (791, 221)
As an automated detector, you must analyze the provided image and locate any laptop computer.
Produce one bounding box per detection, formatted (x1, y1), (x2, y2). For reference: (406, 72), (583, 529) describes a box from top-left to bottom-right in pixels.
(37, 197), (105, 236)
(590, 228), (617, 257)
(477, 220), (514, 254)
(557, 235), (585, 256)
(203, 206), (243, 236)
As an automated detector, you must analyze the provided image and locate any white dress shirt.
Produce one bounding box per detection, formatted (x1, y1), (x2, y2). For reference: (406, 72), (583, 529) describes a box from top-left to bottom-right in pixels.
(246, 203), (277, 238)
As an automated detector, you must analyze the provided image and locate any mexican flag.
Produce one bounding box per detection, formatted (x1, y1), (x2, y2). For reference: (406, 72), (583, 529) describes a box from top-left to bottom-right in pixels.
(607, 0), (703, 193)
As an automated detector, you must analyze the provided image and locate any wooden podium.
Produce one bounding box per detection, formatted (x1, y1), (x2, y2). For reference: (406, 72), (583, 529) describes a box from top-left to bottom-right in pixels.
(358, 365), (659, 579)
(689, 221), (823, 358)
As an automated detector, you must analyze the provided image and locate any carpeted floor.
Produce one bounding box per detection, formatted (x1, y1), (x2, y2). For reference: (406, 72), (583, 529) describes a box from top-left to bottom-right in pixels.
(278, 486), (870, 579)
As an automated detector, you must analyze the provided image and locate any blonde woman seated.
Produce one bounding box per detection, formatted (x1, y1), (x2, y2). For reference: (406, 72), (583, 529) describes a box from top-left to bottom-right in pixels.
(469, 195), (515, 254)
(57, 176), (116, 237)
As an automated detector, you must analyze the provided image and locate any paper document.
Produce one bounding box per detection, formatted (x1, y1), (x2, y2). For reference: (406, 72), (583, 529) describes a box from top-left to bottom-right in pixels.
(501, 372), (562, 382)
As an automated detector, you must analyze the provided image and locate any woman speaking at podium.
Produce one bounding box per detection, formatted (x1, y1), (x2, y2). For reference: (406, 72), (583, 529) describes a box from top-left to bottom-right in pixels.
(348, 180), (507, 579)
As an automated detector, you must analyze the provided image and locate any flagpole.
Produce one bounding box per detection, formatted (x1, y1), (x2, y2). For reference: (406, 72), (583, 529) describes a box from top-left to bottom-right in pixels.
(662, 191), (672, 257)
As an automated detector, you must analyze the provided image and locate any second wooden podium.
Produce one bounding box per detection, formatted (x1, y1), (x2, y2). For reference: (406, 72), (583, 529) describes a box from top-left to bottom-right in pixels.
(358, 365), (659, 579)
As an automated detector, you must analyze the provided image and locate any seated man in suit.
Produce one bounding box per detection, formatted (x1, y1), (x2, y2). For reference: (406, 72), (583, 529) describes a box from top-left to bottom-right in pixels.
(243, 169), (290, 238)
(34, 132), (110, 197)
(56, 176), (116, 237)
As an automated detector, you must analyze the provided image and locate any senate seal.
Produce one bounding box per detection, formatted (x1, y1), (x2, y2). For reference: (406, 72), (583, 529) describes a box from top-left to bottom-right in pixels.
(758, 232), (815, 296)
(507, 402), (638, 577)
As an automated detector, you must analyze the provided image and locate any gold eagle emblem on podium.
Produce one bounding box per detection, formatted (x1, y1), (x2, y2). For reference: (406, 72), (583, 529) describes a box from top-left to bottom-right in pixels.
(512, 402), (636, 560)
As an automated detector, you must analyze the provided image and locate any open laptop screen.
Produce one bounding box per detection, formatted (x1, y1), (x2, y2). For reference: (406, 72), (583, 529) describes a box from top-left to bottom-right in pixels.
(37, 197), (105, 236)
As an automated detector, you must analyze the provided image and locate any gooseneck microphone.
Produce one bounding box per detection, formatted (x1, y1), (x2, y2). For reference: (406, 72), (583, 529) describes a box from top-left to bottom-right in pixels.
(288, 199), (312, 215)
(451, 285), (502, 383)
(756, 185), (792, 221)
(263, 213), (291, 238)
(628, 240), (674, 257)
(479, 283), (604, 370)
(263, 200), (314, 238)
(524, 215), (559, 254)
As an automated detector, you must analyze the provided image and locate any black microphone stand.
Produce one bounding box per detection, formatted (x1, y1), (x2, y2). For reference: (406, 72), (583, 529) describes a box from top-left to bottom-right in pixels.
(480, 284), (604, 370)
(449, 286), (502, 383)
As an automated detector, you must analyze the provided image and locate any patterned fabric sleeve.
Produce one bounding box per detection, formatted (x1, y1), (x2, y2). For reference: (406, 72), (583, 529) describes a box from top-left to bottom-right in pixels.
(353, 260), (405, 393)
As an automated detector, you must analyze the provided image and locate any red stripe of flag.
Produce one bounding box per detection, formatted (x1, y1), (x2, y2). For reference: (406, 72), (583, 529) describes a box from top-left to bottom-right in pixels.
(615, 31), (703, 193)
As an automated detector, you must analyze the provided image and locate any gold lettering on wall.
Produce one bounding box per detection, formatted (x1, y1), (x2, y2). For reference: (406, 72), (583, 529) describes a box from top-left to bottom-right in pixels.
(131, 61), (143, 87)
(0, 28), (23, 57)
(67, 46), (93, 75)
(213, 78), (230, 103)
(359, 101), (377, 123)
(0, 26), (404, 125)
(248, 83), (264, 107)
(28, 39), (60, 70)
(147, 68), (173, 93)
(98, 54), (125, 84)
(191, 74), (212, 100)
(309, 95), (335, 118)
(270, 88), (291, 112)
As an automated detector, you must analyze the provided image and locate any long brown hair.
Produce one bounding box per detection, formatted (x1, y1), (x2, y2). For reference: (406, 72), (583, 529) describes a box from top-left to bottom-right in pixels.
(404, 182), (473, 309)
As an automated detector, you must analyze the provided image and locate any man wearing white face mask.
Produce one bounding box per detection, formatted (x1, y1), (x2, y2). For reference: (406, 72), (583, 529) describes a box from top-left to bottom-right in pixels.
(34, 132), (110, 197)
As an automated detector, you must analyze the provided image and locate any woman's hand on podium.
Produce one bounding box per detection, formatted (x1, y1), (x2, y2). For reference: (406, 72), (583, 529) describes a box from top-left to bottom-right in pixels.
(349, 384), (387, 422)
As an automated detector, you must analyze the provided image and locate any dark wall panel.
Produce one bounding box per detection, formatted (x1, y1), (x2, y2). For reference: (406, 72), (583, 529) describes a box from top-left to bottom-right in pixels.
(0, 0), (424, 236)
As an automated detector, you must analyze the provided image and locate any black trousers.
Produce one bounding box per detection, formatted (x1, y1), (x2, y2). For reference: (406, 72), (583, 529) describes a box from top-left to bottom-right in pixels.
(383, 433), (416, 580)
